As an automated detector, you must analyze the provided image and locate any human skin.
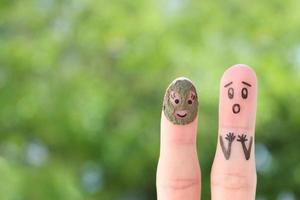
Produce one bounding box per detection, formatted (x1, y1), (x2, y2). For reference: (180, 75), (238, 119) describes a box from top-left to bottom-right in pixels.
(157, 77), (201, 200)
(163, 78), (198, 125)
(211, 64), (257, 200)
(156, 64), (257, 200)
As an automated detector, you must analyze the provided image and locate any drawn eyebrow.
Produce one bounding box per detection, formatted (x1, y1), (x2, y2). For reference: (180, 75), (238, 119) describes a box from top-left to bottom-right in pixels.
(242, 81), (252, 87)
(224, 82), (233, 88)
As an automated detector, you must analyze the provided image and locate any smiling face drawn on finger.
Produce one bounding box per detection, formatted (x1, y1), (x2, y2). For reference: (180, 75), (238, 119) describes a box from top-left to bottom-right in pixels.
(163, 78), (198, 125)
(219, 65), (257, 129)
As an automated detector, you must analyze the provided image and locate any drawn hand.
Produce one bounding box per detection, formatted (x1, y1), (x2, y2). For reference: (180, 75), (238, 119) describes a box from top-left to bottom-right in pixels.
(225, 132), (236, 142)
(237, 134), (248, 143)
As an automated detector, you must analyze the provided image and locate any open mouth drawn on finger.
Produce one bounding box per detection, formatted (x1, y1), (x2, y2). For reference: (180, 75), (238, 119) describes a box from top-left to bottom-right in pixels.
(232, 104), (240, 114)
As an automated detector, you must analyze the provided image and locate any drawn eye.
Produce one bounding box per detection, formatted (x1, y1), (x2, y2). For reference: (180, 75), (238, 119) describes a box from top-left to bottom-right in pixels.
(228, 88), (234, 99)
(187, 91), (196, 105)
(241, 88), (248, 99)
(170, 91), (181, 106)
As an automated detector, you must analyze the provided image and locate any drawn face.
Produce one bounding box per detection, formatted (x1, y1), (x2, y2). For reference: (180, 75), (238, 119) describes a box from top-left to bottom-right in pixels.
(224, 81), (252, 114)
(219, 65), (257, 129)
(163, 78), (198, 125)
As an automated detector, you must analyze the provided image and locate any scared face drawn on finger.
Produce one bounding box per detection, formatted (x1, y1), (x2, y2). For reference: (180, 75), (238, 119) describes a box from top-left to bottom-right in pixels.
(224, 80), (252, 114)
(163, 78), (198, 125)
(219, 65), (257, 160)
(219, 65), (257, 130)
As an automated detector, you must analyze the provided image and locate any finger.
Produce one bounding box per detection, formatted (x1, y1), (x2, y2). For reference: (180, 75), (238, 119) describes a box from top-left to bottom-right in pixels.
(211, 64), (257, 200)
(156, 77), (201, 200)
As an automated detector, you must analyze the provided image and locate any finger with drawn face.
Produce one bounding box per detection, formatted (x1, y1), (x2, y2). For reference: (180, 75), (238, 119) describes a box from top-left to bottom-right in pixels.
(157, 77), (201, 200)
(163, 80), (198, 125)
(211, 64), (257, 200)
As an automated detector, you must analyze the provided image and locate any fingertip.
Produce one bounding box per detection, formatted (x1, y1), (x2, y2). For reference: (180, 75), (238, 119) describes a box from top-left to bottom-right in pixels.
(219, 64), (257, 131)
(221, 64), (257, 88)
(163, 77), (198, 125)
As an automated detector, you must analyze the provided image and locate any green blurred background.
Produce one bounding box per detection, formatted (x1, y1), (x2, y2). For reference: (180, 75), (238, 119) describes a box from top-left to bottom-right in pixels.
(1, 0), (300, 199)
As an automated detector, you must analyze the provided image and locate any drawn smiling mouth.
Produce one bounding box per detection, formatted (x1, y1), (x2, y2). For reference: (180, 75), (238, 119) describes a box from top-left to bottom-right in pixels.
(175, 110), (188, 118)
(177, 113), (187, 118)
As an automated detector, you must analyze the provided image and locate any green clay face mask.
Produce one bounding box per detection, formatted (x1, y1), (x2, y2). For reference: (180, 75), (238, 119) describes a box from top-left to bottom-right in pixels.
(163, 77), (198, 125)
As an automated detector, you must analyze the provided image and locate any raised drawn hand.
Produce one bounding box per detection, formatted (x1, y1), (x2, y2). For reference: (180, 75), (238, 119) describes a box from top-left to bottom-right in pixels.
(237, 134), (253, 160)
(225, 132), (236, 143)
(220, 132), (236, 160)
(237, 134), (248, 143)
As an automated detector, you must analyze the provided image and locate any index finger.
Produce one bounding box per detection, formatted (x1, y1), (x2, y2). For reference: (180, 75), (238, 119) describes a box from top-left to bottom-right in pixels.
(156, 77), (201, 200)
(211, 64), (258, 200)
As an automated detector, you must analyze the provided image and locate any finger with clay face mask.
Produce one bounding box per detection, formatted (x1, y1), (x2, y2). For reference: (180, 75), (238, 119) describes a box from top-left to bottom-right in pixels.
(157, 77), (201, 200)
(163, 78), (198, 125)
(211, 64), (257, 200)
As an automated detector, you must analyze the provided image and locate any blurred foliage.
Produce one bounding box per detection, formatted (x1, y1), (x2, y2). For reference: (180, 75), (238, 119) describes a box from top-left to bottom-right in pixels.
(0, 0), (300, 199)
